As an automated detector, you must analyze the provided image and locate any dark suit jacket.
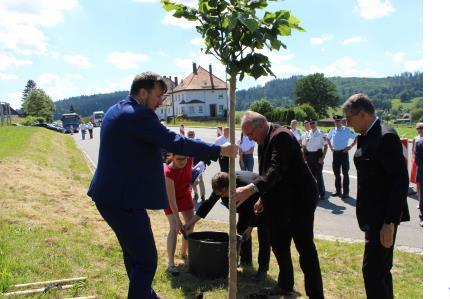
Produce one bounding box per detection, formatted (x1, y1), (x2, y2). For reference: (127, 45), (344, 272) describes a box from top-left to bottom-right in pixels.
(353, 119), (410, 231)
(87, 96), (221, 209)
(414, 138), (423, 182)
(252, 124), (319, 226)
(196, 171), (261, 227)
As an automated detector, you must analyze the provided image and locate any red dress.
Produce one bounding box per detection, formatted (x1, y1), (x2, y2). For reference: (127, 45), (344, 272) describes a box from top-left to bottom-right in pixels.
(164, 157), (194, 215)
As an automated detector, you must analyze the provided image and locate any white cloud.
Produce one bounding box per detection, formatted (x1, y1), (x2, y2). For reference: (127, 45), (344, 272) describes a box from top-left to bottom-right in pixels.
(0, 0), (79, 55)
(310, 34), (333, 46)
(0, 54), (32, 71)
(90, 75), (135, 94)
(36, 73), (78, 100)
(307, 57), (378, 77)
(64, 54), (93, 69)
(6, 91), (23, 109)
(341, 36), (367, 45)
(190, 37), (204, 46)
(162, 13), (198, 29)
(175, 52), (226, 80)
(64, 73), (83, 79)
(108, 52), (150, 70)
(0, 73), (18, 80)
(354, 0), (395, 20)
(159, 50), (168, 57)
(385, 51), (406, 62)
(404, 59), (423, 72)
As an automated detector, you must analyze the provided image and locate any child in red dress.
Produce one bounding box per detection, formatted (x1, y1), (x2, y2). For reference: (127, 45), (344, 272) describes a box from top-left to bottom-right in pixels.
(163, 153), (195, 275)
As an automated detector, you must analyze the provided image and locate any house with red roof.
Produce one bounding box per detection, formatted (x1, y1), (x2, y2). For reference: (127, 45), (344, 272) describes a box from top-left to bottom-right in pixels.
(156, 63), (228, 120)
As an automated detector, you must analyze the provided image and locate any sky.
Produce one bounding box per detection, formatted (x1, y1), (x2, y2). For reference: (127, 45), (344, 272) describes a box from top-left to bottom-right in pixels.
(0, 0), (423, 109)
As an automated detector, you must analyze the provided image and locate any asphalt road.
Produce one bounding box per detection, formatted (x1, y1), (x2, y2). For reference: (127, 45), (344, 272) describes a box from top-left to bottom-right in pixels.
(74, 126), (422, 251)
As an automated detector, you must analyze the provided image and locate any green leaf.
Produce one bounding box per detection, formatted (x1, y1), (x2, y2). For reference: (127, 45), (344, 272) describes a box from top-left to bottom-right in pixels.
(162, 0), (177, 12)
(239, 17), (259, 33)
(263, 12), (276, 24)
(269, 38), (282, 50)
(278, 24), (291, 36)
(288, 15), (300, 26)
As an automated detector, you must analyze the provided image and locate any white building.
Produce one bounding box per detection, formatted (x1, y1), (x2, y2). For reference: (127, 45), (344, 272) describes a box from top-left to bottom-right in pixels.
(155, 63), (228, 120)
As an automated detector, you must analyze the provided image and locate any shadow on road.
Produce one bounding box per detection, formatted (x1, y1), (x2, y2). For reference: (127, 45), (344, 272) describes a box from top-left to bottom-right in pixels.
(318, 193), (346, 215)
(341, 195), (356, 207)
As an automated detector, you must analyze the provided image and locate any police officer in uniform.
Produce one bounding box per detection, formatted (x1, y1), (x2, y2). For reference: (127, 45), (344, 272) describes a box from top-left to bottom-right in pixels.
(305, 119), (327, 200)
(326, 115), (357, 199)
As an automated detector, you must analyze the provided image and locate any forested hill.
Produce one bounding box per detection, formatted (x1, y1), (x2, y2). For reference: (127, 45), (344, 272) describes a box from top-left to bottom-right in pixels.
(54, 72), (422, 117)
(54, 91), (128, 119)
(235, 72), (422, 110)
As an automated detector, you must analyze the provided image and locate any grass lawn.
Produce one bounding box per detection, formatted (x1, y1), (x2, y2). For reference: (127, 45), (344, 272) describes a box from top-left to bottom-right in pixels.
(0, 126), (422, 298)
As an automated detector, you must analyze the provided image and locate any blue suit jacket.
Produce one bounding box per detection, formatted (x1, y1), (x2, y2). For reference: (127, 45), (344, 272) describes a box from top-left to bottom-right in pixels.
(87, 96), (221, 209)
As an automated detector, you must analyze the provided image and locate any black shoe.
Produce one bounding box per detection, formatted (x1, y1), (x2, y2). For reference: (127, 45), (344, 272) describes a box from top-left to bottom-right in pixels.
(331, 192), (342, 197)
(200, 195), (205, 202)
(341, 194), (349, 199)
(251, 270), (267, 282)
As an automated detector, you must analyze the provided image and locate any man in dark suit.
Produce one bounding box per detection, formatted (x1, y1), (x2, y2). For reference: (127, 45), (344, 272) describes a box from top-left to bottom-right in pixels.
(414, 132), (423, 226)
(232, 111), (324, 298)
(343, 93), (410, 299)
(184, 171), (271, 280)
(87, 72), (237, 299)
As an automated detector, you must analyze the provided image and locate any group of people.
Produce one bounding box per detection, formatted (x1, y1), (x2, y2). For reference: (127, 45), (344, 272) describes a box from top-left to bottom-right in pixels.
(87, 71), (412, 299)
(78, 121), (94, 140)
(289, 116), (357, 201)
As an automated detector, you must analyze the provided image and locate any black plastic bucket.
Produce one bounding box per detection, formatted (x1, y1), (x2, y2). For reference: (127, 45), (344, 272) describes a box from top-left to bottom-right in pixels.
(188, 231), (242, 279)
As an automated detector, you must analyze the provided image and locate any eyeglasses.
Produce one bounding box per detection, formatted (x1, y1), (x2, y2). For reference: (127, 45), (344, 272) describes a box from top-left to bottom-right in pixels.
(416, 127), (423, 130)
(246, 126), (258, 138)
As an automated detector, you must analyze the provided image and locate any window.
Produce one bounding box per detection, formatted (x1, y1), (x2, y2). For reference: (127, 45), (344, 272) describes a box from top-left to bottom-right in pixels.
(219, 105), (224, 112)
(181, 107), (185, 113)
(198, 106), (203, 113)
(189, 106), (195, 114)
(218, 94), (224, 99)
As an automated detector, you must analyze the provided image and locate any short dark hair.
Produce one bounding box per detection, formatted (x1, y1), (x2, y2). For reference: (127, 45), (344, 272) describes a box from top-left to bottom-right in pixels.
(211, 172), (229, 193)
(342, 93), (375, 115)
(130, 72), (168, 96)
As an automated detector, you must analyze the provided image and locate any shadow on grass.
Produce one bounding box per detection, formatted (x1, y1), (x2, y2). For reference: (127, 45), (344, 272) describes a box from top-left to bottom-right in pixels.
(166, 262), (284, 298)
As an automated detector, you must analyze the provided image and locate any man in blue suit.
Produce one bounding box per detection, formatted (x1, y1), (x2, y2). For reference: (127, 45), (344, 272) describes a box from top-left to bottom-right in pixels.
(87, 72), (237, 299)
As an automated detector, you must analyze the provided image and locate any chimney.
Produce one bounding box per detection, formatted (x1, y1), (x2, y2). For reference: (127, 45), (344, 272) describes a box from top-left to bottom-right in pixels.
(174, 76), (178, 86)
(209, 64), (215, 90)
(193, 62), (197, 75)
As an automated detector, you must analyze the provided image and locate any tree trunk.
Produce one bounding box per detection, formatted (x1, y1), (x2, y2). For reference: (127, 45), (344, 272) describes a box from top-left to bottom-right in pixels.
(228, 73), (237, 299)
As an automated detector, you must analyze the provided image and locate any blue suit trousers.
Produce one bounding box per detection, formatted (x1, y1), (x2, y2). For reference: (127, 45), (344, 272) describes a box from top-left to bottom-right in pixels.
(96, 204), (159, 299)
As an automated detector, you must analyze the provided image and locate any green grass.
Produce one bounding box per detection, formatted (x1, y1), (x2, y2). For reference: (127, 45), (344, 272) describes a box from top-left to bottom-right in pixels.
(0, 125), (422, 298)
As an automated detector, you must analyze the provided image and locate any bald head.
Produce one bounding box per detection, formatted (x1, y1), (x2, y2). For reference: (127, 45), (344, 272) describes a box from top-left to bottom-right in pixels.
(241, 110), (269, 145)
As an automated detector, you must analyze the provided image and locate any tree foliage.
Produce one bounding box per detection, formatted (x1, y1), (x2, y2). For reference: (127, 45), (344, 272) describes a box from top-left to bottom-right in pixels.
(23, 89), (55, 122)
(162, 0), (304, 79)
(22, 79), (37, 107)
(235, 72), (423, 111)
(249, 98), (273, 116)
(295, 73), (339, 117)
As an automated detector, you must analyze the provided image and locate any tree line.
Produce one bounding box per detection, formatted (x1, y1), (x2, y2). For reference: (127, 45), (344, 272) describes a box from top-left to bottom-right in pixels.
(20, 71), (423, 124)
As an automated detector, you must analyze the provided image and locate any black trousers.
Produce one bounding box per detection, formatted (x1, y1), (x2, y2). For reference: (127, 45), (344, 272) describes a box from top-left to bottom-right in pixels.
(332, 151), (350, 195)
(363, 225), (398, 299)
(306, 151), (325, 197)
(218, 156), (229, 173)
(237, 213), (271, 272)
(96, 204), (159, 299)
(269, 209), (324, 298)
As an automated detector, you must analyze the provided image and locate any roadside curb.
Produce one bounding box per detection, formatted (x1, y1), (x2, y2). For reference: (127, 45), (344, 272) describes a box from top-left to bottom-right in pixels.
(74, 141), (96, 175)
